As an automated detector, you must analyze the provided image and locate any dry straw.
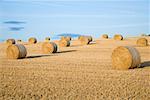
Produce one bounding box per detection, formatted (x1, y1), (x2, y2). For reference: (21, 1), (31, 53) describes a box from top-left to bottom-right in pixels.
(28, 37), (37, 44)
(6, 44), (27, 59)
(59, 39), (70, 47)
(114, 34), (123, 40)
(42, 42), (57, 53)
(102, 34), (108, 39)
(136, 38), (148, 46)
(6, 39), (15, 45)
(111, 46), (141, 70)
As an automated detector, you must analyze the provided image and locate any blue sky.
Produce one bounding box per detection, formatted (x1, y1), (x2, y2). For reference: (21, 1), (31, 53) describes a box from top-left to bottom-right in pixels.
(0, 0), (149, 41)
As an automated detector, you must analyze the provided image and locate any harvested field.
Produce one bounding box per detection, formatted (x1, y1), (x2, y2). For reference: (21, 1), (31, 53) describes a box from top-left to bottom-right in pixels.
(0, 37), (150, 99)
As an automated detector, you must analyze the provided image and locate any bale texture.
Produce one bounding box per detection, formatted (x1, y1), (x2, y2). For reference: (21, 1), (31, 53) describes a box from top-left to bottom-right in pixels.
(6, 39), (15, 45)
(80, 37), (90, 45)
(6, 44), (27, 59)
(28, 37), (37, 44)
(111, 46), (141, 70)
(59, 39), (70, 47)
(102, 34), (108, 39)
(42, 42), (57, 53)
(114, 34), (123, 40)
(136, 38), (148, 46)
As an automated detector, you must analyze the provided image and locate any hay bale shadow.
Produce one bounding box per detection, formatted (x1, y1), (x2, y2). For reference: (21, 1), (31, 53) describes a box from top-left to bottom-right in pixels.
(140, 61), (150, 68)
(26, 55), (51, 59)
(57, 50), (77, 53)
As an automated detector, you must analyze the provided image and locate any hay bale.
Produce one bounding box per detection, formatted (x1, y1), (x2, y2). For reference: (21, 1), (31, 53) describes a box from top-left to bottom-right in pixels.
(80, 37), (90, 45)
(28, 37), (37, 44)
(61, 36), (71, 41)
(102, 34), (108, 39)
(65, 36), (71, 41)
(6, 39), (15, 45)
(45, 37), (50, 42)
(141, 34), (147, 36)
(17, 40), (22, 42)
(78, 36), (92, 41)
(136, 38), (148, 46)
(111, 46), (141, 70)
(114, 34), (123, 40)
(61, 36), (65, 40)
(87, 36), (93, 42)
(42, 42), (57, 53)
(6, 44), (27, 59)
(78, 36), (84, 40)
(59, 39), (70, 47)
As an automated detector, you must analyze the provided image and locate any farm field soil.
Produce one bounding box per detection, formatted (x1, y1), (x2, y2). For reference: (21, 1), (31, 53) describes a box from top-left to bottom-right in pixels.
(0, 37), (150, 99)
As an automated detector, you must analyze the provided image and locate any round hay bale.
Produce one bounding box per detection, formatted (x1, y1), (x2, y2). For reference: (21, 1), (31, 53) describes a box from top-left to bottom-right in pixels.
(65, 36), (71, 41)
(78, 36), (84, 40)
(17, 39), (22, 42)
(6, 39), (15, 45)
(141, 34), (147, 36)
(42, 42), (57, 53)
(87, 36), (93, 42)
(61, 36), (65, 40)
(45, 37), (50, 42)
(111, 46), (141, 70)
(80, 37), (90, 45)
(102, 34), (108, 39)
(6, 44), (27, 59)
(59, 39), (70, 47)
(136, 38), (148, 46)
(28, 37), (37, 44)
(114, 34), (123, 40)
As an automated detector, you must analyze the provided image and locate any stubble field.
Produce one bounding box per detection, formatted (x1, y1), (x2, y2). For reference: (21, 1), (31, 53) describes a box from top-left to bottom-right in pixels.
(0, 37), (150, 100)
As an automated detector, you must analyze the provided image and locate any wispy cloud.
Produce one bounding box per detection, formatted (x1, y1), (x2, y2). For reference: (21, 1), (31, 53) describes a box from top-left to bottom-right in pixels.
(9, 27), (24, 31)
(3, 21), (26, 24)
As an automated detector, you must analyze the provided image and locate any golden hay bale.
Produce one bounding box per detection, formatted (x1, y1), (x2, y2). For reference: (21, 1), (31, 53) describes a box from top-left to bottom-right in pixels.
(78, 36), (84, 40)
(28, 37), (37, 44)
(59, 39), (70, 47)
(111, 46), (141, 70)
(114, 34), (123, 40)
(45, 37), (50, 42)
(80, 37), (90, 45)
(136, 38), (148, 46)
(87, 36), (93, 42)
(6, 44), (27, 59)
(78, 36), (92, 41)
(6, 39), (15, 45)
(17, 40), (22, 42)
(61, 36), (71, 41)
(61, 36), (65, 40)
(141, 34), (147, 36)
(102, 34), (108, 39)
(65, 36), (72, 41)
(42, 42), (57, 53)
